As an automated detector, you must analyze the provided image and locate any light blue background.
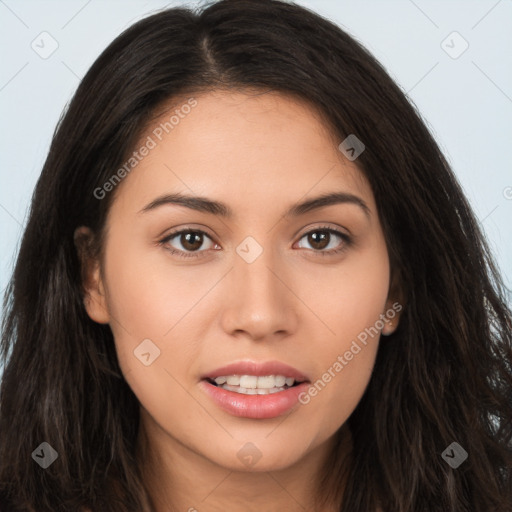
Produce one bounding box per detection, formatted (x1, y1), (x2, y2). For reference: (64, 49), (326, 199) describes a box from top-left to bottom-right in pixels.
(1, 0), (511, 335)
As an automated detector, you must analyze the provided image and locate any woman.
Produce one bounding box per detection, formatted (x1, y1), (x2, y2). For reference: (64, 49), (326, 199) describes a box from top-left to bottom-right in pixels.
(1, 0), (511, 510)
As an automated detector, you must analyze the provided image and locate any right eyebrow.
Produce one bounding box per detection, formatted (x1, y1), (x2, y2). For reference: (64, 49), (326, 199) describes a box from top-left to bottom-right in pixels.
(139, 193), (231, 217)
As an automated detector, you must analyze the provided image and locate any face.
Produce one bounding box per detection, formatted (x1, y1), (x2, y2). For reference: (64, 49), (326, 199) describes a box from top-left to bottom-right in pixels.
(79, 90), (401, 474)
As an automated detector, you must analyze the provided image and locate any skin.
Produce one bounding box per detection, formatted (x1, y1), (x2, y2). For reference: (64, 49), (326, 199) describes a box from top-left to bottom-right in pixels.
(77, 89), (402, 512)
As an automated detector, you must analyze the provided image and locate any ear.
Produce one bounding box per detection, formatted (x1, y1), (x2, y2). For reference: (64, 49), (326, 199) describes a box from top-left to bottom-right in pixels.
(74, 226), (110, 324)
(381, 268), (405, 336)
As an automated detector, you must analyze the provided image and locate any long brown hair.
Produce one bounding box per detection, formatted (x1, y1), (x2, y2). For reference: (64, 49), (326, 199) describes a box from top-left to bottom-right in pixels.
(1, 1), (511, 510)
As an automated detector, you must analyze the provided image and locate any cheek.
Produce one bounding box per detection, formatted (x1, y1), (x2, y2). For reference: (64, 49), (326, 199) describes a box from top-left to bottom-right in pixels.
(100, 234), (218, 413)
(301, 239), (390, 343)
(298, 244), (389, 430)
(298, 305), (383, 437)
(102, 231), (221, 341)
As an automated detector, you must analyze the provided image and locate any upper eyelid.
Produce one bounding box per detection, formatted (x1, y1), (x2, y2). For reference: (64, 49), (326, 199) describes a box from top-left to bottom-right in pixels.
(163, 227), (215, 242)
(295, 224), (350, 239)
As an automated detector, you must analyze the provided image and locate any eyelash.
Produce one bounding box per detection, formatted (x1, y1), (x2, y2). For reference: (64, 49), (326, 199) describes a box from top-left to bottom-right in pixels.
(158, 225), (352, 259)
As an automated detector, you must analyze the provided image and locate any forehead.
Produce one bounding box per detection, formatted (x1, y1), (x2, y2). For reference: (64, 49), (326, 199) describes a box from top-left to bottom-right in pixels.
(110, 89), (374, 216)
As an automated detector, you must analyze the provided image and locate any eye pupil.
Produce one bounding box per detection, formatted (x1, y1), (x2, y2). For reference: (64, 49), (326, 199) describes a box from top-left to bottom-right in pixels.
(181, 232), (203, 251)
(308, 231), (329, 250)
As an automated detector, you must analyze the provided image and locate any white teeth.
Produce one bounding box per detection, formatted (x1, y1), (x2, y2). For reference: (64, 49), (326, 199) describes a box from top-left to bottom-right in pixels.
(255, 375), (275, 388)
(239, 375), (258, 389)
(210, 374), (299, 392)
(220, 384), (287, 395)
(275, 375), (286, 387)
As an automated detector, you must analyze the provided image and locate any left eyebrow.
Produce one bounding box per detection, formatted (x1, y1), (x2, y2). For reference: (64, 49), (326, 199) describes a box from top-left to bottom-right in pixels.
(286, 191), (370, 219)
(138, 191), (370, 218)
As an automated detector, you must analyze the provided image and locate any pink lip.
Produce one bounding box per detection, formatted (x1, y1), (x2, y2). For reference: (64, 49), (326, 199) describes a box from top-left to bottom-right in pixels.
(201, 360), (310, 381)
(199, 380), (310, 419)
(200, 360), (310, 419)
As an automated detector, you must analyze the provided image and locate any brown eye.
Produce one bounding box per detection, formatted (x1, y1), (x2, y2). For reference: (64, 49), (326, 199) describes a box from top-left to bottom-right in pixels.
(306, 231), (330, 250)
(180, 231), (204, 251)
(296, 228), (350, 254)
(161, 229), (217, 258)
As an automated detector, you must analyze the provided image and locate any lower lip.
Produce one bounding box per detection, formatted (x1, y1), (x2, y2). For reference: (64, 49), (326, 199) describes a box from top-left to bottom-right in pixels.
(200, 380), (310, 419)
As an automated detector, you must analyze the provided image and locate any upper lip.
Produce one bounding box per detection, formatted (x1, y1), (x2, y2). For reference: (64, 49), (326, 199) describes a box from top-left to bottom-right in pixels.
(202, 360), (310, 382)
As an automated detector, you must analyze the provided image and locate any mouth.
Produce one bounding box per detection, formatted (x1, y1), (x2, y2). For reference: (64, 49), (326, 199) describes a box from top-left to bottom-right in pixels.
(204, 374), (306, 395)
(200, 360), (311, 418)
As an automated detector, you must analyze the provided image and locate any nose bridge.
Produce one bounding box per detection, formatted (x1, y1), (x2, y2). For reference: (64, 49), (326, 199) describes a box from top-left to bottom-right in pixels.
(237, 247), (278, 301)
(220, 235), (297, 339)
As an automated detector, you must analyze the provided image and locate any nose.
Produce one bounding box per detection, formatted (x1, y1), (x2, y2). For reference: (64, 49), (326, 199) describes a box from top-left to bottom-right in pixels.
(219, 244), (299, 342)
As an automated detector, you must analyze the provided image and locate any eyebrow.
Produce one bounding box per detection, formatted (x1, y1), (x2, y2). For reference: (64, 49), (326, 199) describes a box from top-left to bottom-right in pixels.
(139, 191), (370, 218)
